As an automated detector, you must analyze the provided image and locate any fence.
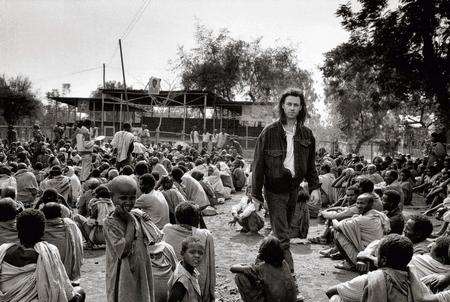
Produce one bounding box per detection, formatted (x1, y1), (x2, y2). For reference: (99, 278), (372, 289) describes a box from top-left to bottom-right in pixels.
(0, 125), (428, 160)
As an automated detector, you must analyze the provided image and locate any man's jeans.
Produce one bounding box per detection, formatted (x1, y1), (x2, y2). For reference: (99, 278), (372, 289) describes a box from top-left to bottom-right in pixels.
(264, 187), (298, 272)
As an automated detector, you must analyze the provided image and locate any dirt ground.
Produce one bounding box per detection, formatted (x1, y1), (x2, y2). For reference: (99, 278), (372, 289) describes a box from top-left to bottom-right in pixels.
(81, 193), (435, 302)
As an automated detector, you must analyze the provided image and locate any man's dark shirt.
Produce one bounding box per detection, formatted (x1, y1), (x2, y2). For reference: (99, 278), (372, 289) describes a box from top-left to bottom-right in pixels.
(252, 120), (319, 201)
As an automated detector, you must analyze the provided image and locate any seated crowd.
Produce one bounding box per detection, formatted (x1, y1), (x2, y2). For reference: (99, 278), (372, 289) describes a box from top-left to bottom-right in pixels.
(0, 120), (449, 302)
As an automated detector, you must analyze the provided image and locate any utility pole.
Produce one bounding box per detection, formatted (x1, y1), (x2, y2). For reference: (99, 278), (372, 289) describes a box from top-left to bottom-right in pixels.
(119, 39), (130, 126)
(101, 63), (105, 135)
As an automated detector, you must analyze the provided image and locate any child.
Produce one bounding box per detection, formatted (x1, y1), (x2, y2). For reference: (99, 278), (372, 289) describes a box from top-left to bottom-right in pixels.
(326, 234), (430, 302)
(104, 175), (155, 302)
(230, 235), (297, 302)
(229, 186), (264, 234)
(168, 236), (204, 302)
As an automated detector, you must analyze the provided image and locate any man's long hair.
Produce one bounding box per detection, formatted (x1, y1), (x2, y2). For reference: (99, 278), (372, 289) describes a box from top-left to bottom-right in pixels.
(278, 88), (307, 125)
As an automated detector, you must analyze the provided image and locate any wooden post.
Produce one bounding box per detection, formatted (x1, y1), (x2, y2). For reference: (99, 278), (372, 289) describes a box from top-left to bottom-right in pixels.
(245, 123), (249, 149)
(119, 94), (123, 130)
(219, 106), (223, 131)
(119, 39), (130, 123)
(182, 92), (187, 140)
(212, 94), (216, 130)
(101, 93), (105, 135)
(370, 142), (373, 161)
(203, 93), (207, 131)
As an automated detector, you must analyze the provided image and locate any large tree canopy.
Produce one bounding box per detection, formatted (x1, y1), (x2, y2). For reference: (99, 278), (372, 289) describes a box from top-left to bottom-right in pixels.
(0, 75), (42, 126)
(332, 0), (449, 137)
(176, 25), (317, 105)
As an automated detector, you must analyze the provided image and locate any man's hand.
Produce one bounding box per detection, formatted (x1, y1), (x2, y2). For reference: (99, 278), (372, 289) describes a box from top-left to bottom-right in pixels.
(250, 195), (263, 210)
(228, 219), (237, 227)
(310, 189), (321, 204)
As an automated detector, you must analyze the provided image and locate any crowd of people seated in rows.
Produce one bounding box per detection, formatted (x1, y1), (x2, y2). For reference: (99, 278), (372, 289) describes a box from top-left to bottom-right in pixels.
(0, 120), (448, 302)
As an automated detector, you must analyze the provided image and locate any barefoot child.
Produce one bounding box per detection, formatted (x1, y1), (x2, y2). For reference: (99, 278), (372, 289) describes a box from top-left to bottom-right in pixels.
(168, 236), (204, 302)
(230, 235), (297, 302)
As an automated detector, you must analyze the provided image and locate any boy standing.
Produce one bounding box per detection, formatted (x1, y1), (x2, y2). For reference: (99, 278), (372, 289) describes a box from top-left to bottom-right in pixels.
(104, 175), (155, 302)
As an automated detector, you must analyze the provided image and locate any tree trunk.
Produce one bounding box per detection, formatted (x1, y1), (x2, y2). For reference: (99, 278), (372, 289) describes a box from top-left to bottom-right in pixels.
(420, 0), (449, 141)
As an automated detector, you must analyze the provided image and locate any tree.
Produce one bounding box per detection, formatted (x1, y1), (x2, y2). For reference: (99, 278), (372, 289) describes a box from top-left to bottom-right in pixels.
(0, 75), (42, 126)
(335, 0), (450, 138)
(322, 42), (395, 152)
(176, 24), (317, 105)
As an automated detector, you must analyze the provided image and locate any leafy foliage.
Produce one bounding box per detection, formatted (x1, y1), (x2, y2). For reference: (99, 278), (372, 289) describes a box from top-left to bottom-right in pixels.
(333, 0), (450, 135)
(176, 24), (317, 105)
(0, 75), (43, 126)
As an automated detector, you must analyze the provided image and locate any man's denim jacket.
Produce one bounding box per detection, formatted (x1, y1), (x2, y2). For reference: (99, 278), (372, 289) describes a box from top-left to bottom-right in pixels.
(251, 120), (320, 201)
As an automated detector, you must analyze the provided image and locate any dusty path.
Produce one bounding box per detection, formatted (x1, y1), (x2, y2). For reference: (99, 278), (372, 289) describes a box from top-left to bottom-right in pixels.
(81, 193), (433, 301)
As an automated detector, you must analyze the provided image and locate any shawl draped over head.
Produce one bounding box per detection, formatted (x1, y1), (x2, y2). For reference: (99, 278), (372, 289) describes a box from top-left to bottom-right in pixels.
(337, 209), (391, 251)
(104, 210), (156, 302)
(40, 175), (72, 203)
(362, 268), (430, 302)
(0, 220), (18, 246)
(162, 224), (216, 302)
(15, 169), (38, 203)
(111, 130), (134, 162)
(181, 174), (210, 208)
(408, 254), (450, 280)
(66, 166), (81, 201)
(0, 241), (74, 302)
(205, 167), (231, 199)
(88, 198), (115, 226)
(41, 218), (83, 281)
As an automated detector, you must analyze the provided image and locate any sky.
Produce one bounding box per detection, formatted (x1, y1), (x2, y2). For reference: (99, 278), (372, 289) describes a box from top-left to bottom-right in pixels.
(1, 0), (352, 117)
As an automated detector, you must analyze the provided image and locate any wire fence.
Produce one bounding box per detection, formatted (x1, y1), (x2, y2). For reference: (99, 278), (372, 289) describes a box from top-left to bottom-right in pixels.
(0, 125), (427, 160)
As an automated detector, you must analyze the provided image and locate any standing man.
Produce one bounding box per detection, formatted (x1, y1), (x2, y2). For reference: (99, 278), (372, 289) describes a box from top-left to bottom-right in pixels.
(190, 126), (200, 149)
(76, 120), (94, 182)
(111, 123), (135, 169)
(252, 89), (320, 280)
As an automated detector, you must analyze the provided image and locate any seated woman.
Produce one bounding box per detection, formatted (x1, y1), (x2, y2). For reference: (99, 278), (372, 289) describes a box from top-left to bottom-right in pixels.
(159, 175), (186, 224)
(230, 236), (297, 302)
(0, 198), (18, 245)
(0, 209), (85, 301)
(163, 201), (216, 302)
(41, 203), (84, 282)
(326, 234), (430, 302)
(34, 188), (72, 218)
